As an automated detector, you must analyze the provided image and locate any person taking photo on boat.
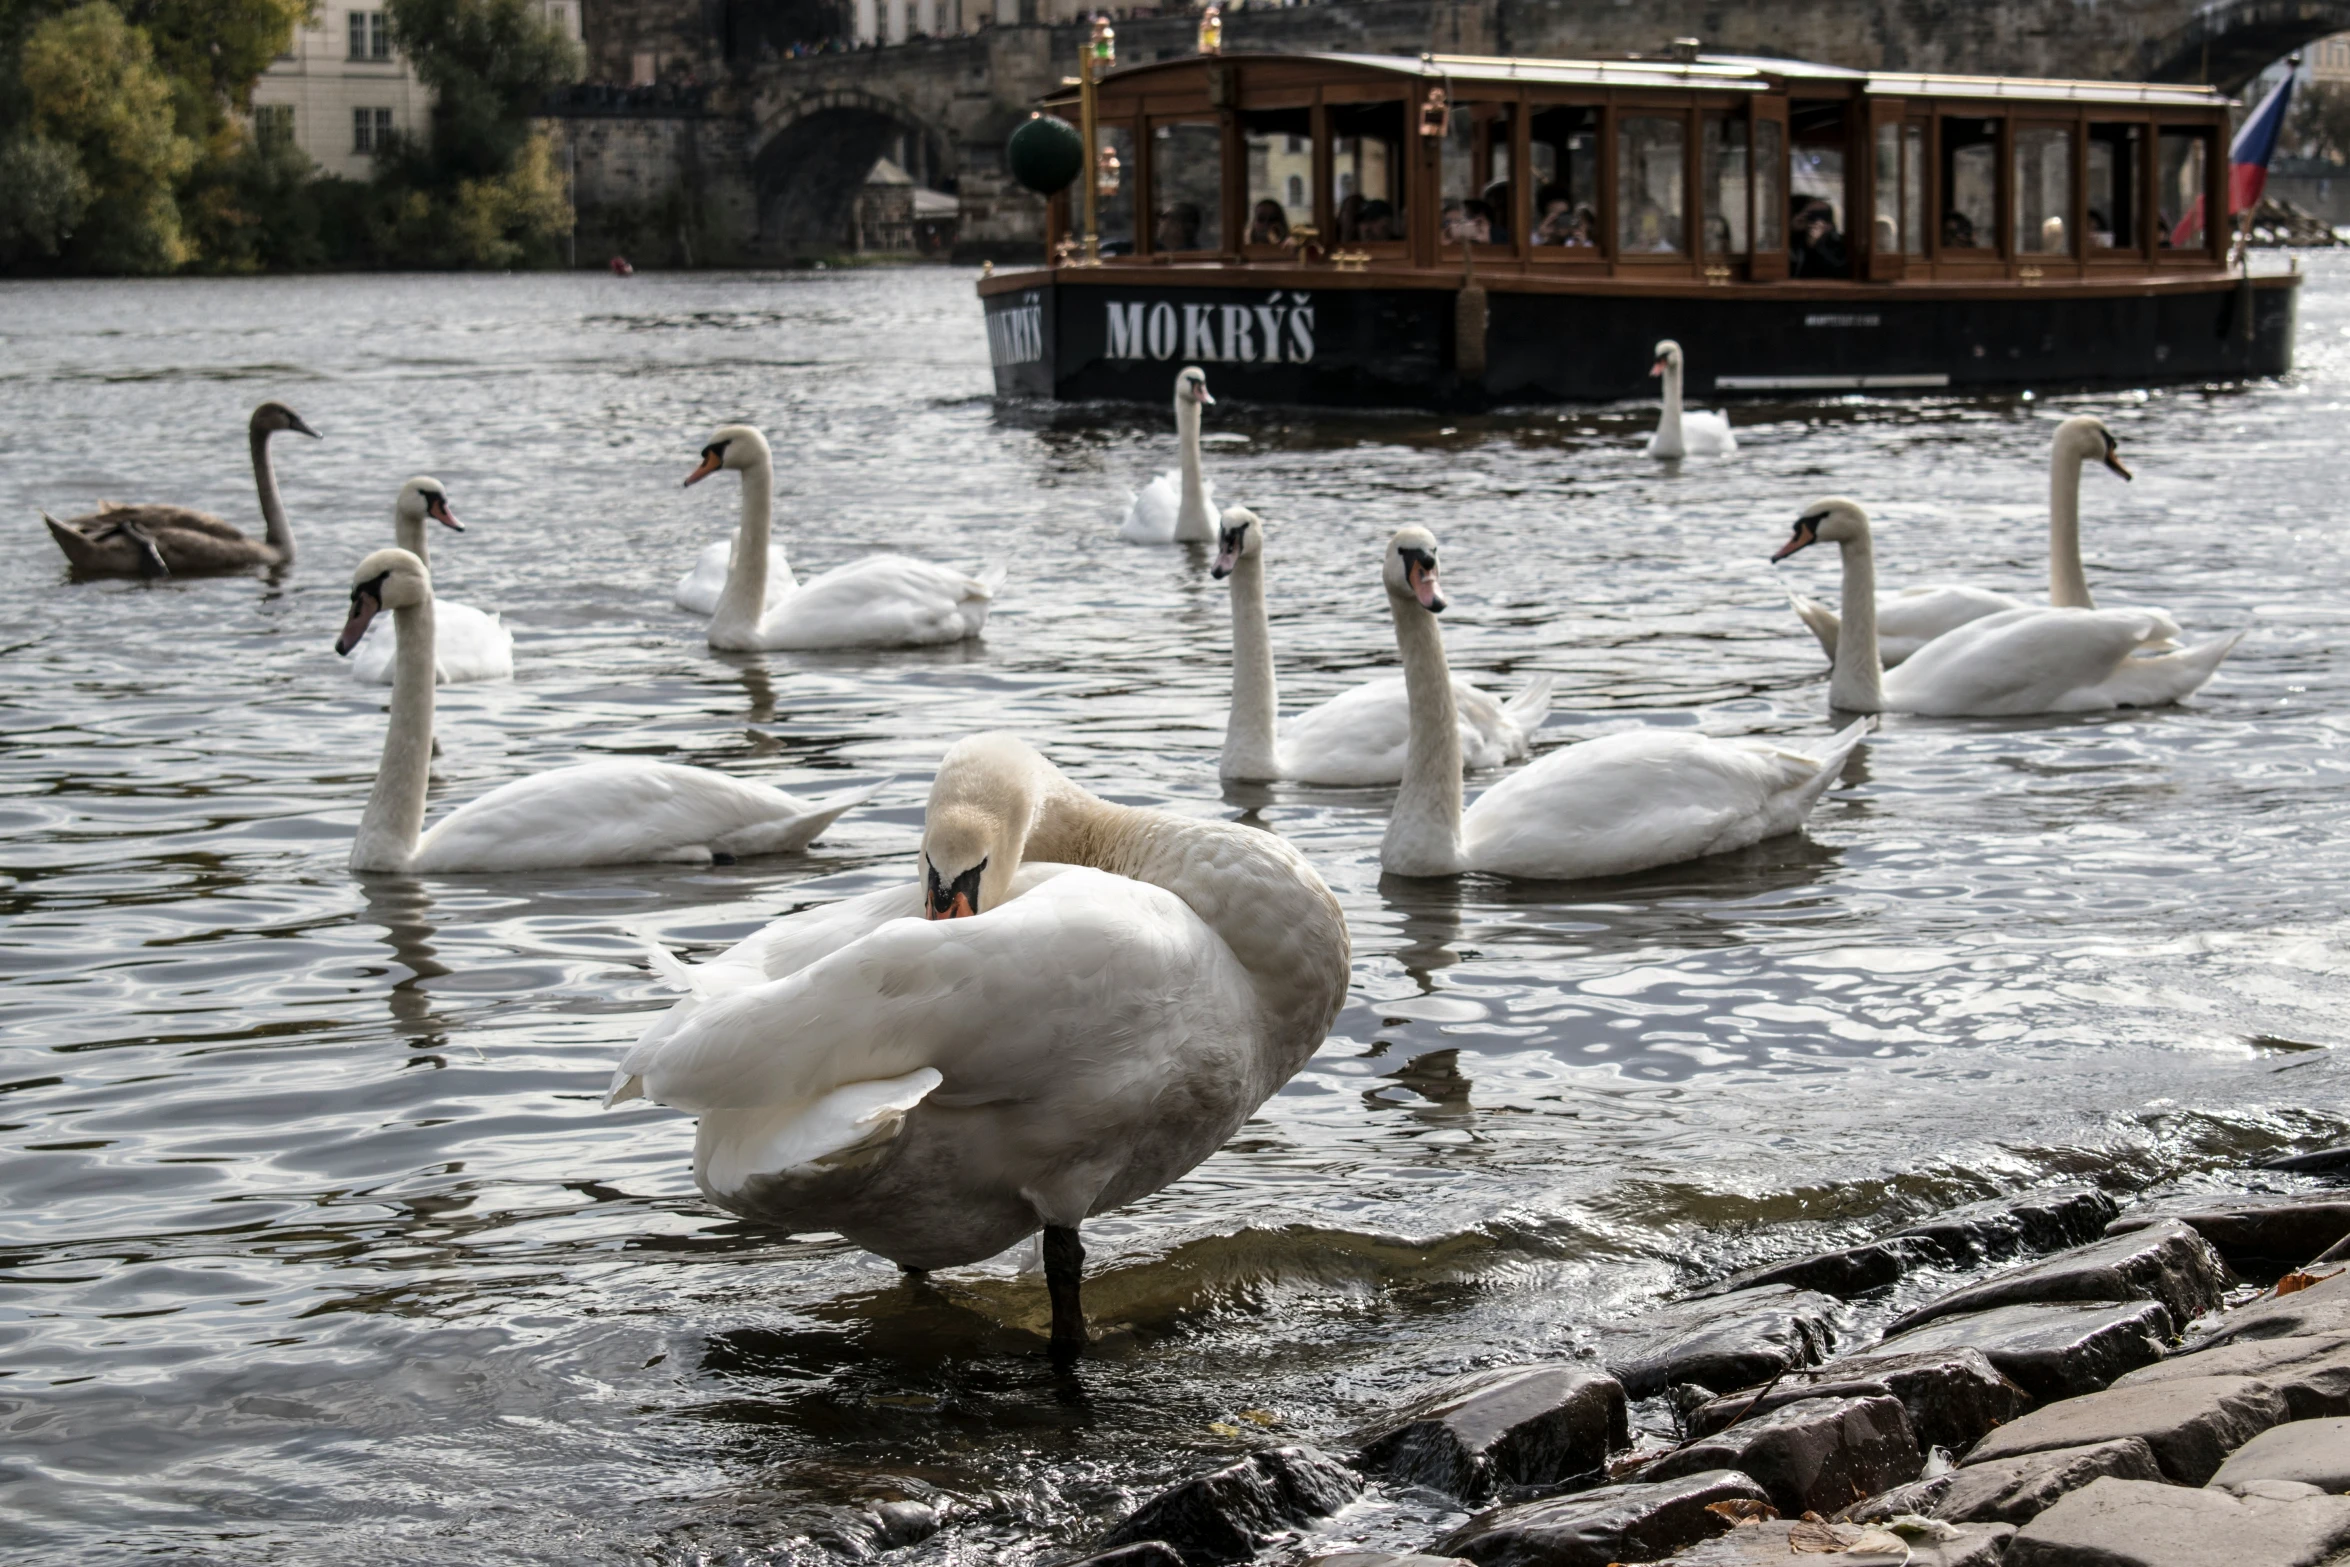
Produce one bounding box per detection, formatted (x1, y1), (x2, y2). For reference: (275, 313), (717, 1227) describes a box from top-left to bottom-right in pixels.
(1791, 196), (1848, 276)
(1248, 199), (1290, 245)
(1157, 201), (1204, 251)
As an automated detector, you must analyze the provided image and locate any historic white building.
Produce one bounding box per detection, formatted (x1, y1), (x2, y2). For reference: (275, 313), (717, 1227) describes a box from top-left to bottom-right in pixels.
(250, 2), (583, 179)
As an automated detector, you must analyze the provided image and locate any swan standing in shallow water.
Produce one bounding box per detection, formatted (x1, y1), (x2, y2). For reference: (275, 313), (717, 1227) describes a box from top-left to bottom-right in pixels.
(345, 479), (515, 685)
(1644, 341), (1737, 459)
(1119, 366), (1221, 543)
(1770, 497), (2239, 716)
(1378, 528), (1866, 880)
(44, 401), (319, 575)
(334, 548), (874, 873)
(688, 426), (999, 650)
(1789, 416), (2135, 666)
(1213, 507), (1552, 784)
(608, 732), (1349, 1360)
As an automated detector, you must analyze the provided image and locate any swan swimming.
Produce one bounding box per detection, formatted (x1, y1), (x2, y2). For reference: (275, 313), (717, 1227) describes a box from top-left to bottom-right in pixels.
(1119, 366), (1220, 544)
(344, 478), (515, 685)
(608, 731), (1349, 1360)
(1212, 507), (1552, 784)
(1644, 340), (1737, 459)
(687, 425), (1000, 651)
(1378, 527), (1866, 880)
(674, 535), (792, 617)
(44, 401), (319, 576)
(1770, 496), (2239, 716)
(1788, 416), (2136, 666)
(333, 547), (874, 873)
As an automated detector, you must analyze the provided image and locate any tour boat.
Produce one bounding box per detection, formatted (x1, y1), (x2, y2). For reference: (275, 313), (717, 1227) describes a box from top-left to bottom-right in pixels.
(976, 49), (2297, 408)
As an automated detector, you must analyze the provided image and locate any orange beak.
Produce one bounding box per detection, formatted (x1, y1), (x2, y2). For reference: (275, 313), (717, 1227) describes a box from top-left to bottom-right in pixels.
(683, 451), (722, 487)
(926, 892), (975, 920)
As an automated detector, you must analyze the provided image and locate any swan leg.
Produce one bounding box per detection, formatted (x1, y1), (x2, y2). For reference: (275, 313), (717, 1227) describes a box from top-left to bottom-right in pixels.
(1043, 1223), (1086, 1364)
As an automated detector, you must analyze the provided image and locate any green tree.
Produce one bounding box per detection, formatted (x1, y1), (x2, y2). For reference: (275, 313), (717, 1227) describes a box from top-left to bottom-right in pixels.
(14, 1), (196, 272)
(2288, 80), (2350, 164)
(389, 0), (578, 183)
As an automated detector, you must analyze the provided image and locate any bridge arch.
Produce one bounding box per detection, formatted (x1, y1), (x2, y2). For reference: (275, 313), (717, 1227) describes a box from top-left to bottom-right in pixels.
(751, 87), (958, 255)
(2138, 0), (2350, 91)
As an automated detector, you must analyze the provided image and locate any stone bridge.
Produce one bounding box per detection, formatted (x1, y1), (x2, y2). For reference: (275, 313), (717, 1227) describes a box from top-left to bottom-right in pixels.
(546, 0), (2350, 265)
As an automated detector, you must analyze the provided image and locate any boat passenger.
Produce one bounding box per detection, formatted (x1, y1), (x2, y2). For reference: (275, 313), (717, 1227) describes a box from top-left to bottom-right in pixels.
(1443, 199), (1494, 244)
(1248, 199), (1289, 245)
(1481, 180), (1514, 244)
(1942, 208), (1979, 247)
(2090, 209), (2115, 247)
(1335, 191), (1366, 243)
(1157, 201), (1204, 251)
(1791, 198), (1848, 276)
(1358, 199), (1397, 241)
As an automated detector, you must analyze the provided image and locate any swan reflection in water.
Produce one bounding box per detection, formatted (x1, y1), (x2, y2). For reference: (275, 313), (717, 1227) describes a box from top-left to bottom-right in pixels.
(356, 874), (449, 1042)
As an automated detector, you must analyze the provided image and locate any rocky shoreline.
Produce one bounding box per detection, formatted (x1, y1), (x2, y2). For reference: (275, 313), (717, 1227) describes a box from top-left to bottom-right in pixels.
(1050, 1142), (2350, 1567)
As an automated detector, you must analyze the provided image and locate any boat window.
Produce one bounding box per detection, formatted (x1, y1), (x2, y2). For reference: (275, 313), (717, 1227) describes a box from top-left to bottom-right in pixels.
(2014, 125), (2073, 254)
(2157, 128), (2210, 250)
(1151, 121), (1223, 253)
(1869, 119), (1928, 257)
(1617, 114), (1687, 255)
(1440, 101), (1517, 246)
(1097, 122), (1136, 255)
(1940, 118), (2000, 251)
(1528, 105), (1600, 250)
(2086, 123), (2143, 249)
(1242, 108), (1312, 248)
(1790, 100), (1848, 277)
(1903, 121), (1926, 255)
(1329, 100), (1406, 244)
(1755, 116), (1784, 254)
(1703, 114), (1750, 255)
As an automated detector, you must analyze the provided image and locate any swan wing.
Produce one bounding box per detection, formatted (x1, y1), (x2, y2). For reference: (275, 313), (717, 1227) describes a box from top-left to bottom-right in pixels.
(1118, 470), (1182, 543)
(1460, 724), (1861, 879)
(1876, 584), (2029, 664)
(411, 760), (869, 872)
(89, 503), (248, 540)
(755, 554), (993, 648)
(1500, 674), (1556, 739)
(2067, 631), (2242, 710)
(1277, 674), (1543, 784)
(1788, 589), (1841, 662)
(1684, 410), (1738, 456)
(1885, 605), (2184, 716)
(432, 598), (514, 682)
(675, 539), (792, 616)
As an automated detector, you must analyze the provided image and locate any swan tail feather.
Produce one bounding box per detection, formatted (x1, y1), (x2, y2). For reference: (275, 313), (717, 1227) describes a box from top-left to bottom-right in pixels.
(1787, 589), (1839, 662)
(709, 780), (883, 859)
(1503, 674), (1556, 732)
(627, 924), (710, 995)
(701, 1068), (944, 1197)
(971, 562), (1008, 595)
(2098, 629), (2244, 708)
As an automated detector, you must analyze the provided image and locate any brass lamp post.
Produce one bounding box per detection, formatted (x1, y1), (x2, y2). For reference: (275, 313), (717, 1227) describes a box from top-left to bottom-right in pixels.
(1080, 16), (1116, 265)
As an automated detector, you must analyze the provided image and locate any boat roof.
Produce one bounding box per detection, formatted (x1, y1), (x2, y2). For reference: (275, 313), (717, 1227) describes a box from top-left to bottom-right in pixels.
(1088, 51), (2231, 109)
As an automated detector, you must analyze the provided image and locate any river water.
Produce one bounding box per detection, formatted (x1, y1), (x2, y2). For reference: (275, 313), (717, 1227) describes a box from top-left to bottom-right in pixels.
(2, 263), (2346, 1564)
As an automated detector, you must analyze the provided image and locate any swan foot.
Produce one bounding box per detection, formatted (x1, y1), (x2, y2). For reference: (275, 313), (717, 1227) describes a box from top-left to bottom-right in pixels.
(1043, 1223), (1086, 1366)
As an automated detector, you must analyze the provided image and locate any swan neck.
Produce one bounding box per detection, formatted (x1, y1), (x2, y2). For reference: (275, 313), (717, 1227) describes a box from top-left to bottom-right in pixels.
(1175, 396), (1212, 535)
(1830, 530), (1887, 713)
(1658, 360), (1685, 445)
(394, 508), (427, 565)
(710, 457), (782, 637)
(1383, 595), (1465, 875)
(2049, 450), (2094, 608)
(253, 427), (293, 559)
(353, 596), (436, 872)
(1221, 550), (1281, 779)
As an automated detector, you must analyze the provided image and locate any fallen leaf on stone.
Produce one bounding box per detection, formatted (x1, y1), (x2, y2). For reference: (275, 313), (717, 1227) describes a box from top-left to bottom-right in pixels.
(2278, 1271), (2321, 1296)
(1237, 1408), (1280, 1426)
(1840, 1526), (1912, 1563)
(1707, 1498), (1778, 1526)
(1883, 1513), (1961, 1541)
(1788, 1516), (1856, 1552)
(1207, 1421), (1242, 1437)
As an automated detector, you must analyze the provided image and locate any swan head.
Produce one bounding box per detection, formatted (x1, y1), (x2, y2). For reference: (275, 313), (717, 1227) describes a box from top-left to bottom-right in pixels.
(1211, 506), (1263, 579)
(1383, 526), (1446, 613)
(684, 424), (771, 487)
(251, 401), (320, 439)
(335, 547), (428, 656)
(919, 733), (1044, 920)
(1650, 339), (1683, 378)
(2055, 415), (2131, 481)
(1176, 365), (1214, 406)
(1773, 497), (1870, 562)
(395, 477), (461, 534)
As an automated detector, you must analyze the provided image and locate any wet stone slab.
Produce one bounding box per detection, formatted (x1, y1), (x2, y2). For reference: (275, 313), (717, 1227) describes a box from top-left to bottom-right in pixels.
(1096, 1445), (1362, 1567)
(2207, 1415), (2350, 1494)
(1602, 1285), (1839, 1399)
(2189, 1266), (2350, 1349)
(1692, 1346), (2029, 1455)
(2262, 1144), (2350, 1177)
(2107, 1197), (2350, 1273)
(1883, 1221), (2228, 1338)
(2004, 1475), (2350, 1567)
(1434, 1468), (1770, 1567)
(1307, 1554), (1472, 1567)
(1712, 1187), (2118, 1302)
(1868, 1298), (2176, 1404)
(1351, 1364), (1628, 1501)
(1853, 1436), (2166, 1527)
(1958, 1374), (2289, 1486)
(1665, 1517), (2014, 1567)
(1645, 1394), (1922, 1518)
(2112, 1331), (2350, 1420)
(1065, 1547), (1188, 1567)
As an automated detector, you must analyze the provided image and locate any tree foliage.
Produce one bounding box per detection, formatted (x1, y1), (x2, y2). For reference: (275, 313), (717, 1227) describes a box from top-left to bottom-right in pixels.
(2288, 81), (2350, 164)
(13, 1), (196, 271)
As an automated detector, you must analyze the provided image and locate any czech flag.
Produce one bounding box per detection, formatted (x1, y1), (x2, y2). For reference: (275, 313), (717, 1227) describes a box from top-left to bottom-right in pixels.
(2173, 69), (2294, 244)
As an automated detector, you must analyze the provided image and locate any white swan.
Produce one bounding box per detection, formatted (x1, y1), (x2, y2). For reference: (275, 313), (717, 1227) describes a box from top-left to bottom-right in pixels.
(1119, 365), (1220, 543)
(1645, 340), (1737, 459)
(1212, 507), (1552, 784)
(1377, 528), (1866, 880)
(334, 548), (875, 873)
(674, 535), (790, 617)
(1789, 416), (2135, 666)
(687, 426), (999, 651)
(1770, 497), (2240, 716)
(607, 731), (1349, 1359)
(346, 479), (515, 685)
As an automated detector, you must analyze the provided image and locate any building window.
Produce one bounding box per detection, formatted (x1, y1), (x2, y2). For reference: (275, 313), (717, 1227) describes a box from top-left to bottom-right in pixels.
(354, 107), (393, 152)
(348, 10), (388, 59)
(255, 104), (295, 149)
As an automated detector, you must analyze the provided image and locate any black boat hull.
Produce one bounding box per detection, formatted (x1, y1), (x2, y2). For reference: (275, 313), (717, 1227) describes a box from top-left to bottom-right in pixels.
(983, 273), (2298, 408)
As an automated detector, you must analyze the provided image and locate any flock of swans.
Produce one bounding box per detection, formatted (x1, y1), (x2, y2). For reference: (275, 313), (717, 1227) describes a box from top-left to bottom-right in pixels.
(37, 360), (2241, 1358)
